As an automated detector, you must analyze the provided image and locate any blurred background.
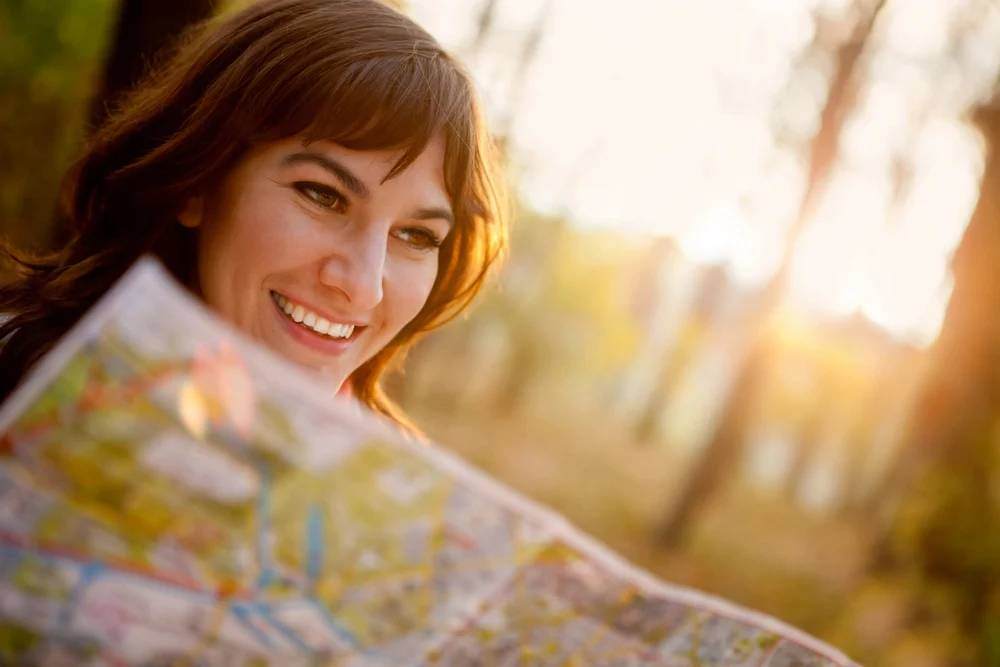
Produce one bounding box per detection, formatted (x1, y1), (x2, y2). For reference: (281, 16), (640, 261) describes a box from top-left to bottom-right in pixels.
(2, 0), (999, 664)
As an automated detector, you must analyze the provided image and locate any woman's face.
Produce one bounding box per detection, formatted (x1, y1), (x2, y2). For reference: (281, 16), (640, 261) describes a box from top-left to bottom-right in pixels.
(181, 135), (452, 392)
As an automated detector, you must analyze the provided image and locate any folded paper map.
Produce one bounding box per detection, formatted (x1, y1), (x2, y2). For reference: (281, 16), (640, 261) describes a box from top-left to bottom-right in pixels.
(0, 258), (859, 666)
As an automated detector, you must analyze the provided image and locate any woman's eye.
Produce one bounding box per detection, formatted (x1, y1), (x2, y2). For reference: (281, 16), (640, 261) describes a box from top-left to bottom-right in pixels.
(395, 226), (443, 252)
(293, 181), (346, 212)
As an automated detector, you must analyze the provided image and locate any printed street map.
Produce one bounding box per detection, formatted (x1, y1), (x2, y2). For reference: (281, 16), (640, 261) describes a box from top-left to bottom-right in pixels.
(0, 258), (859, 666)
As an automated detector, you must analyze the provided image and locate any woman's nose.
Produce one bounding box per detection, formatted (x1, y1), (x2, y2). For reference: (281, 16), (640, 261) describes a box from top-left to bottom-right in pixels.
(318, 226), (386, 310)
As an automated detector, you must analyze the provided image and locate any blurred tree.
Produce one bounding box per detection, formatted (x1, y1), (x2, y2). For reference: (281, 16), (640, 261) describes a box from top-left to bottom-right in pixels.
(494, 0), (551, 141)
(478, 212), (638, 417)
(657, 0), (887, 546)
(470, 0), (499, 57)
(865, 102), (1000, 665)
(0, 0), (115, 252)
(0, 1), (216, 253)
(631, 262), (728, 443)
(90, 0), (217, 128)
(63, 0), (217, 249)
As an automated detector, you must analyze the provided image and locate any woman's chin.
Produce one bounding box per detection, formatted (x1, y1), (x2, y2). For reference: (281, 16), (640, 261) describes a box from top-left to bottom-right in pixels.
(253, 317), (353, 389)
(276, 344), (352, 390)
(273, 336), (350, 376)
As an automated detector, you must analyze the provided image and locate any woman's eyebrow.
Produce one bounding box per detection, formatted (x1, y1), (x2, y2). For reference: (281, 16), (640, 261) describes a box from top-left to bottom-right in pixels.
(282, 151), (452, 227)
(412, 206), (454, 229)
(281, 152), (370, 199)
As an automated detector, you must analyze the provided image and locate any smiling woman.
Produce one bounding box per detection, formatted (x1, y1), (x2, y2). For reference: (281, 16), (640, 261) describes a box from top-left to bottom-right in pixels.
(185, 136), (454, 388)
(0, 0), (508, 432)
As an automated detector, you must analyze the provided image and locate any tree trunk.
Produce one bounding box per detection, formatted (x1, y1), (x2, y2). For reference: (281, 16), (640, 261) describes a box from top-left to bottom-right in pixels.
(89, 0), (217, 128)
(657, 0), (886, 546)
(866, 103), (1000, 566)
(44, 0), (217, 249)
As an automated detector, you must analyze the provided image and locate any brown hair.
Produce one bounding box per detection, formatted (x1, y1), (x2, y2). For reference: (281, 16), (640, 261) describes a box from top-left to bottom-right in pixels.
(0, 0), (508, 430)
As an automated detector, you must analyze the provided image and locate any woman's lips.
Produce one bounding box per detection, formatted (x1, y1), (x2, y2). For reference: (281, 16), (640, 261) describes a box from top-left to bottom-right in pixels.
(269, 290), (364, 355)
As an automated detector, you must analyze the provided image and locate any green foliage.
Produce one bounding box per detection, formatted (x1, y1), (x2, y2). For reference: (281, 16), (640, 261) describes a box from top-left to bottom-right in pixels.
(487, 211), (638, 371)
(889, 418), (1000, 664)
(0, 0), (116, 249)
(0, 622), (39, 661)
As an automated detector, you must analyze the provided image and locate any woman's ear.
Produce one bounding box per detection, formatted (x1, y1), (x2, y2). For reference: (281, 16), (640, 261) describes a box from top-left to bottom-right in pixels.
(178, 196), (204, 229)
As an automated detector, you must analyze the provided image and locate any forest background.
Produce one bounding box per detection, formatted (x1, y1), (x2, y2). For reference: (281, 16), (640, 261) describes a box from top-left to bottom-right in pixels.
(1, 1), (999, 665)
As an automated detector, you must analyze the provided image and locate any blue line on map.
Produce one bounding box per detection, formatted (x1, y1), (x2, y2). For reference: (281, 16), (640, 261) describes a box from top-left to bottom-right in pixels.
(57, 560), (104, 631)
(255, 463), (276, 589)
(231, 602), (274, 648)
(0, 543), (49, 563)
(0, 540), (360, 659)
(307, 596), (360, 648)
(306, 503), (323, 588)
(0, 544), (211, 605)
(256, 602), (312, 654)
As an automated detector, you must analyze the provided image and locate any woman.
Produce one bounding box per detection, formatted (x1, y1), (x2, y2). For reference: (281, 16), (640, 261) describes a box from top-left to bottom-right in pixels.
(0, 0), (508, 432)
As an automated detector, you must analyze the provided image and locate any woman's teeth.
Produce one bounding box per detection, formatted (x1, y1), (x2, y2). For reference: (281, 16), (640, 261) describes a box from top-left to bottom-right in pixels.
(272, 292), (355, 339)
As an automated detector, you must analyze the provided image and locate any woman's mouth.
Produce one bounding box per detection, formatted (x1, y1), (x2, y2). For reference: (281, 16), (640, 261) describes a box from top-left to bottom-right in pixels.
(269, 291), (364, 343)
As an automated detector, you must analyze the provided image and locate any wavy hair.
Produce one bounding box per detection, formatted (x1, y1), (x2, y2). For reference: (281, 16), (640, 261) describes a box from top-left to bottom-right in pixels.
(0, 0), (508, 430)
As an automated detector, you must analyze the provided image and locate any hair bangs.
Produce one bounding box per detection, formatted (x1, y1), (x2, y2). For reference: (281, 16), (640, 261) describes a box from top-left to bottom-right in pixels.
(256, 53), (470, 183)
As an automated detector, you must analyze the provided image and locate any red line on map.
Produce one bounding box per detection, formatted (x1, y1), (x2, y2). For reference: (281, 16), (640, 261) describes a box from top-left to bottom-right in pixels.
(0, 530), (254, 600)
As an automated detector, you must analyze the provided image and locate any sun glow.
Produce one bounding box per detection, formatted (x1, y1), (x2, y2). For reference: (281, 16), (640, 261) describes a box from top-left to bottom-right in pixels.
(409, 0), (1000, 346)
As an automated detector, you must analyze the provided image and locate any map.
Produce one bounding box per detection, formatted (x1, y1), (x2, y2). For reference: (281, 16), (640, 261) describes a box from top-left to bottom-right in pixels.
(0, 258), (859, 666)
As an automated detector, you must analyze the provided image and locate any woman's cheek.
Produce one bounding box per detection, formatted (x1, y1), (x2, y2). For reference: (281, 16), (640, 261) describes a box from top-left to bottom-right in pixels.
(383, 256), (430, 323)
(405, 257), (440, 317)
(248, 200), (307, 248)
